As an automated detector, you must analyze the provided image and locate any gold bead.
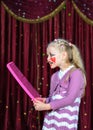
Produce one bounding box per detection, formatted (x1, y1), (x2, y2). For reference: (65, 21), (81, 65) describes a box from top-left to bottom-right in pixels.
(6, 105), (8, 109)
(42, 77), (44, 80)
(84, 125), (87, 128)
(17, 100), (19, 103)
(24, 112), (27, 115)
(83, 101), (86, 104)
(84, 113), (87, 116)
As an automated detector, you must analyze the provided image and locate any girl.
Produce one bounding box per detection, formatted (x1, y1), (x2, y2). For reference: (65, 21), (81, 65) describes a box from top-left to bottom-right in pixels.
(33, 39), (86, 130)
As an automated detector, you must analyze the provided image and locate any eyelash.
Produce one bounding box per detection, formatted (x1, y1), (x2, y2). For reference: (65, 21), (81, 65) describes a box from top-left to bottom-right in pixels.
(47, 53), (55, 58)
(50, 53), (55, 57)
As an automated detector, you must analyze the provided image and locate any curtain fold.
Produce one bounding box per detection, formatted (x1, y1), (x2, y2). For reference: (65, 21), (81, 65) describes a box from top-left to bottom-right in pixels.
(72, 0), (93, 26)
(1, 0), (66, 23)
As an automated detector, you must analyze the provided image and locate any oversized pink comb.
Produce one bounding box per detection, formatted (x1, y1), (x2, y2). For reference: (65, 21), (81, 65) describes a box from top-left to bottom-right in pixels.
(6, 61), (40, 100)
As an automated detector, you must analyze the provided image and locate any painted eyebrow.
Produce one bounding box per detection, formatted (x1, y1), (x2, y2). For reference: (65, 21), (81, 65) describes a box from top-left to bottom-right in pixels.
(49, 53), (55, 57)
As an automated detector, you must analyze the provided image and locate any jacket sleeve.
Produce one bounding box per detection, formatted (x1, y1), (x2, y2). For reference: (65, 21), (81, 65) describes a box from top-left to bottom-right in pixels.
(45, 72), (58, 103)
(49, 69), (85, 110)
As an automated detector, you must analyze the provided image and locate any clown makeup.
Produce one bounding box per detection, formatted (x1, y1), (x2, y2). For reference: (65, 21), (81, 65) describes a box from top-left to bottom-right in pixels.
(47, 52), (56, 66)
(47, 45), (63, 68)
(50, 57), (56, 63)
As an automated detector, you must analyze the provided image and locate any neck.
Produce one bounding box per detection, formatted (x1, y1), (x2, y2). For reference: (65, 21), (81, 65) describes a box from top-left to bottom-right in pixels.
(60, 62), (72, 71)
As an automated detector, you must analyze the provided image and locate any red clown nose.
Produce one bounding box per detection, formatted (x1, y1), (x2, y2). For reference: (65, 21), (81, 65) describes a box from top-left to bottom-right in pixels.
(50, 57), (56, 63)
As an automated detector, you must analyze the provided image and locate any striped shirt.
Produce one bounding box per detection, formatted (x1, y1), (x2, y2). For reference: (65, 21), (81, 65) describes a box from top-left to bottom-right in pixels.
(42, 67), (85, 130)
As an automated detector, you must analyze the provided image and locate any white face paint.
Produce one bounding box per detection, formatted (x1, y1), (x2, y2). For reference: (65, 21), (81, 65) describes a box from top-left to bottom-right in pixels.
(47, 46), (63, 69)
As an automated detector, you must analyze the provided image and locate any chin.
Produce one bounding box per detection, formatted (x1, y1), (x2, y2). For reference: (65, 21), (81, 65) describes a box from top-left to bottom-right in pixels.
(50, 65), (56, 69)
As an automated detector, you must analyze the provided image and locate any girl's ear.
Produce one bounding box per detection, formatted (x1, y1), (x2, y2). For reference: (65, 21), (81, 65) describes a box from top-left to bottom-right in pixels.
(61, 51), (68, 61)
(62, 51), (67, 58)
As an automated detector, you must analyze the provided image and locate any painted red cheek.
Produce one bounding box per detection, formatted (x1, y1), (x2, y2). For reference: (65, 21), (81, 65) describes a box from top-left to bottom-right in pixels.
(50, 57), (56, 63)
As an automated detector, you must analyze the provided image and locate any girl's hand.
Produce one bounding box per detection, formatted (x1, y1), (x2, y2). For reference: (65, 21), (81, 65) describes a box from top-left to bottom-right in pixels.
(33, 99), (51, 111)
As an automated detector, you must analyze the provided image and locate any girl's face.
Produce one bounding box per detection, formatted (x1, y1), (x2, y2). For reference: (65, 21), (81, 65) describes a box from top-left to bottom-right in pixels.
(47, 46), (67, 69)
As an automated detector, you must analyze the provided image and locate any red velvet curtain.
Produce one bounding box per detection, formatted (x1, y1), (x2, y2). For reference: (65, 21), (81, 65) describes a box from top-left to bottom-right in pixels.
(0, 1), (92, 130)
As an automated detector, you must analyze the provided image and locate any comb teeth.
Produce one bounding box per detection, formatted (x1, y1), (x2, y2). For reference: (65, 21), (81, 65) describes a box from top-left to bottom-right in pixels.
(7, 61), (40, 100)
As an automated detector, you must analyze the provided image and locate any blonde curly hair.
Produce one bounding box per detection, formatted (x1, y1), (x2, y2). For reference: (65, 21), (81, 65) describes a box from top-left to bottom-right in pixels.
(47, 38), (86, 96)
(47, 38), (85, 73)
